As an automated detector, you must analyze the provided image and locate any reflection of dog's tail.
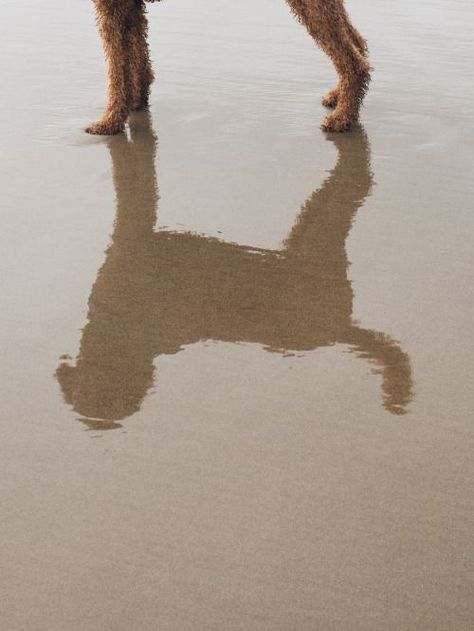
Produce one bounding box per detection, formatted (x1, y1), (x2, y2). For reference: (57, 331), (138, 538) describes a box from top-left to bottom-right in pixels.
(344, 327), (413, 415)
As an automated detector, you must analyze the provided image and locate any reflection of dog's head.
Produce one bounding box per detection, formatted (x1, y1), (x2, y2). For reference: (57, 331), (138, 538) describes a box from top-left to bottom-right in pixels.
(57, 113), (413, 424)
(57, 357), (153, 426)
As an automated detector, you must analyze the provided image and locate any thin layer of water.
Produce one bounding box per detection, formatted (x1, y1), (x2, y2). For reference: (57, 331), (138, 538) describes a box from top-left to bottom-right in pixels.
(1, 1), (473, 630)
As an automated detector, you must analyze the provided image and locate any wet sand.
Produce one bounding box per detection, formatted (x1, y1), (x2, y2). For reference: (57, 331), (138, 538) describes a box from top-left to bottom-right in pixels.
(1, 1), (473, 629)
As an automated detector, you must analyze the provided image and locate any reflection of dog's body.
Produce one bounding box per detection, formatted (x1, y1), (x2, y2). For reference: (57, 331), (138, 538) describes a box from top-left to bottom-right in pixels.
(58, 113), (412, 426)
(88, 0), (370, 135)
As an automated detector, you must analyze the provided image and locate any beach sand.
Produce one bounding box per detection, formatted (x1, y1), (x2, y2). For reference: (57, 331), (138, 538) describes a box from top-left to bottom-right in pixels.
(1, 1), (473, 629)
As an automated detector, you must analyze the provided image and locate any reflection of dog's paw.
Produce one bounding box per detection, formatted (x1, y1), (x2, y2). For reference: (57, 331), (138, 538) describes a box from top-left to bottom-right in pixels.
(321, 113), (353, 133)
(86, 119), (125, 136)
(322, 89), (339, 109)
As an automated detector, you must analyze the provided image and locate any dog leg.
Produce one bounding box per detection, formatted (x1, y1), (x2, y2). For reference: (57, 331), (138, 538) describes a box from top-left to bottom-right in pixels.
(322, 0), (368, 108)
(338, 0), (368, 57)
(129, 0), (154, 111)
(321, 85), (340, 109)
(87, 0), (135, 135)
(288, 0), (370, 131)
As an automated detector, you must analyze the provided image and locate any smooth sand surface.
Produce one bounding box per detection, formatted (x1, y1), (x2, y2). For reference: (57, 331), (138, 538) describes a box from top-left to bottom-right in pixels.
(1, 1), (473, 629)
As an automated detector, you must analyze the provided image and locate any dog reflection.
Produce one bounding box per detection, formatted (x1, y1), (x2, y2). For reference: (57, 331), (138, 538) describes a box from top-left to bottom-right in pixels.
(57, 114), (412, 427)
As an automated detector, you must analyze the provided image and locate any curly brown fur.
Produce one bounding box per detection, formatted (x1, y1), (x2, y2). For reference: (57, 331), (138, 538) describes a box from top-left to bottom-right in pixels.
(287, 0), (371, 131)
(88, 0), (154, 134)
(88, 0), (370, 135)
(321, 0), (369, 110)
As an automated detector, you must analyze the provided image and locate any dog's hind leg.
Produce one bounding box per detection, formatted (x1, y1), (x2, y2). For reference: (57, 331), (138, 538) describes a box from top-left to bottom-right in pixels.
(129, 0), (154, 111)
(339, 0), (368, 57)
(322, 0), (368, 109)
(87, 0), (136, 135)
(287, 0), (370, 131)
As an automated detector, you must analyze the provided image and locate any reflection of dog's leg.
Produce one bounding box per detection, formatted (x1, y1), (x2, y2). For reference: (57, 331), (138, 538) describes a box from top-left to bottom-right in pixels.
(284, 129), (412, 415)
(87, 0), (135, 135)
(288, 0), (370, 131)
(57, 113), (159, 423)
(284, 129), (372, 260)
(129, 0), (154, 111)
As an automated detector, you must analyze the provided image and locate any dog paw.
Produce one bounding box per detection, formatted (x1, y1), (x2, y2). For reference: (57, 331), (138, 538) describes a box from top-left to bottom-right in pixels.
(322, 89), (339, 109)
(86, 119), (125, 136)
(321, 113), (353, 133)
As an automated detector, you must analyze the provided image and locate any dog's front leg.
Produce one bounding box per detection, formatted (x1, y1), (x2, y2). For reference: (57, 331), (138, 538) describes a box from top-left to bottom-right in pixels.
(129, 0), (154, 111)
(87, 0), (135, 135)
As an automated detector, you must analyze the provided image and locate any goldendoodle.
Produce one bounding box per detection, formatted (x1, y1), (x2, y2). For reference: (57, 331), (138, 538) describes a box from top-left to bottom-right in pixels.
(87, 0), (371, 135)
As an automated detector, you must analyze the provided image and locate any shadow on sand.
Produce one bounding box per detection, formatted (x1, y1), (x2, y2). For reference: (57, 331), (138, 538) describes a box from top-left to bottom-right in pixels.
(57, 112), (413, 428)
